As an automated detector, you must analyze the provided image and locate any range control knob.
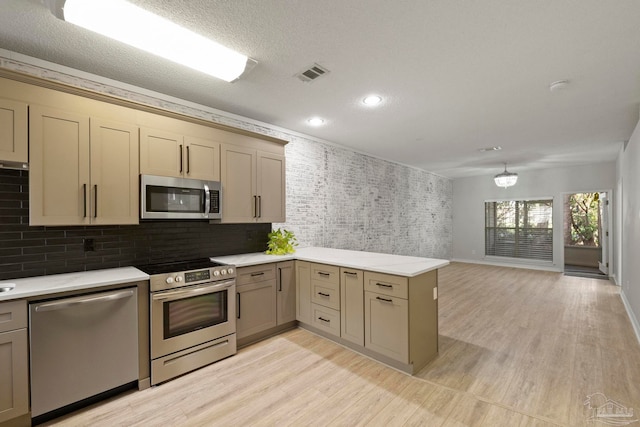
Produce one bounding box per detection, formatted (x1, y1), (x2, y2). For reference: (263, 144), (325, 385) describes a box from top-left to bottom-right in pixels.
(227, 267), (234, 275)
(165, 276), (175, 284)
(213, 270), (220, 277)
(175, 276), (183, 282)
(220, 269), (227, 275)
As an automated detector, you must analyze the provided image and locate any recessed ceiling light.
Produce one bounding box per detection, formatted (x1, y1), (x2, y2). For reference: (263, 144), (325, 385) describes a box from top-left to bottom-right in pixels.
(363, 95), (383, 106)
(307, 117), (325, 126)
(549, 80), (569, 92)
(478, 146), (502, 152)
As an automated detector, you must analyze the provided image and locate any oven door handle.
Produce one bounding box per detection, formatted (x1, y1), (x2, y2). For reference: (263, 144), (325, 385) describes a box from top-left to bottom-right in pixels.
(152, 280), (235, 301)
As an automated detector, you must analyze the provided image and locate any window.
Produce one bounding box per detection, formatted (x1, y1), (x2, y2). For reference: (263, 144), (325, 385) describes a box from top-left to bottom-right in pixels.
(485, 199), (553, 261)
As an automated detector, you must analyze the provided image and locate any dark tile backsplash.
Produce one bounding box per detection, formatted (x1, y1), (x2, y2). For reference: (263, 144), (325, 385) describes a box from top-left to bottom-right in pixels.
(0, 169), (271, 280)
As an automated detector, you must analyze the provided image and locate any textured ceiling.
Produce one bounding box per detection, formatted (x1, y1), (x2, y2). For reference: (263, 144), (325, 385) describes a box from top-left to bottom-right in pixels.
(1, 0), (639, 177)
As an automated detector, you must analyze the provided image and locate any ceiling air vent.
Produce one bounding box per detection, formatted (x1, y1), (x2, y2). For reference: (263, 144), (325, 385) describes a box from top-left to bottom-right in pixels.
(296, 63), (330, 82)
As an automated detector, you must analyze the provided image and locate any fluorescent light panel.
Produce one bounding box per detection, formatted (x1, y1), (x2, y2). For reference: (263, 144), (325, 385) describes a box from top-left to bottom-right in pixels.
(56, 0), (253, 82)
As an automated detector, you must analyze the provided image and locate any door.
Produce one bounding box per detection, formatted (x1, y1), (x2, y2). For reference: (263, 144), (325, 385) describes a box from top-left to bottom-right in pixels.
(277, 261), (296, 325)
(0, 98), (27, 164)
(184, 136), (220, 181)
(236, 281), (277, 339)
(90, 118), (139, 225)
(29, 105), (90, 225)
(364, 291), (409, 363)
(257, 152), (286, 223)
(220, 144), (257, 222)
(140, 128), (183, 178)
(598, 192), (609, 275)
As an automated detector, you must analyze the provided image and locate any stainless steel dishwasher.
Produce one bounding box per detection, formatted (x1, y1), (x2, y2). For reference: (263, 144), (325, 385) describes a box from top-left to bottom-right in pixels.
(29, 287), (139, 419)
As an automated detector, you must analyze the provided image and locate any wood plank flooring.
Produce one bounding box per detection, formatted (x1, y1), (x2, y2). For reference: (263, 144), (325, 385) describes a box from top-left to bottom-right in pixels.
(41, 262), (640, 426)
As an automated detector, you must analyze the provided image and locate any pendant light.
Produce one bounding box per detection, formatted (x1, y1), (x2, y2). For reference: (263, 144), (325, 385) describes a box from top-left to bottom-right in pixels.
(494, 163), (518, 188)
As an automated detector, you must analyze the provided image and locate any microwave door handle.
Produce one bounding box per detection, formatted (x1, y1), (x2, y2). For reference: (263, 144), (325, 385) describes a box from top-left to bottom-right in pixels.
(204, 184), (211, 216)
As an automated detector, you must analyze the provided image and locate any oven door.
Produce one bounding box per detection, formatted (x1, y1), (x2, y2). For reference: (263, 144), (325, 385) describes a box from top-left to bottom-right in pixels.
(150, 280), (235, 359)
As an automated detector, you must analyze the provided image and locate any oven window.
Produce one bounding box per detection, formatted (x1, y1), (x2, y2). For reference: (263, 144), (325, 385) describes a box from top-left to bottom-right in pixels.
(163, 290), (228, 339)
(146, 185), (204, 213)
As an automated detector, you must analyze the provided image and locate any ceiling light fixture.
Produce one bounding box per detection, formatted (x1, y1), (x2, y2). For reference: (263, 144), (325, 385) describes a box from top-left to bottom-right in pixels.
(362, 95), (383, 106)
(478, 146), (502, 152)
(307, 117), (325, 126)
(494, 163), (518, 188)
(549, 80), (569, 92)
(47, 0), (256, 82)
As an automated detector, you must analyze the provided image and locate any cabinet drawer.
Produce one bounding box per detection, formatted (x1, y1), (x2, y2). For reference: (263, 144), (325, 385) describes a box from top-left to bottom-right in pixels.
(311, 282), (340, 310)
(0, 300), (27, 333)
(237, 264), (276, 285)
(311, 263), (340, 286)
(364, 271), (408, 299)
(310, 303), (340, 337)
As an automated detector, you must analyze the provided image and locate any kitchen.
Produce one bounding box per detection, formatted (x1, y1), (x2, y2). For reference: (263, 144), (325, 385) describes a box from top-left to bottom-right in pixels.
(1, 1), (640, 426)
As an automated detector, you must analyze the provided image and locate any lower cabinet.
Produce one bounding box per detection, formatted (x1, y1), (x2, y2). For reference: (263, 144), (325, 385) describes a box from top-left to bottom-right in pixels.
(296, 262), (439, 374)
(364, 291), (409, 363)
(0, 300), (29, 425)
(236, 261), (296, 344)
(340, 268), (364, 346)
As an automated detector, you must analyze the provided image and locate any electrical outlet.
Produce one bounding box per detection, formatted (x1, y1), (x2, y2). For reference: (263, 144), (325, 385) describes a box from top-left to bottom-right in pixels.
(433, 287), (438, 300)
(83, 238), (95, 252)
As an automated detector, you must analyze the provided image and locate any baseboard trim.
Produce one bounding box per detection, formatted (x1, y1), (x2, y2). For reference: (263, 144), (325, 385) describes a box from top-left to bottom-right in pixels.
(620, 288), (640, 345)
(451, 258), (562, 273)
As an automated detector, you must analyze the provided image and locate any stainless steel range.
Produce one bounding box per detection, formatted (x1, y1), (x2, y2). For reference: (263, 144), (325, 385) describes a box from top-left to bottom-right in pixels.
(137, 259), (236, 385)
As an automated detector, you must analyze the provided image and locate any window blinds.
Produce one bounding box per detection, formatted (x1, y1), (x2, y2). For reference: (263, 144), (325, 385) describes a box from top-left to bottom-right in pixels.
(485, 199), (553, 261)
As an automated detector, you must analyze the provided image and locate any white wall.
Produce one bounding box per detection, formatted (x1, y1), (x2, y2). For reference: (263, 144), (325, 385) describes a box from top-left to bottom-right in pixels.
(619, 120), (640, 340)
(452, 162), (616, 272)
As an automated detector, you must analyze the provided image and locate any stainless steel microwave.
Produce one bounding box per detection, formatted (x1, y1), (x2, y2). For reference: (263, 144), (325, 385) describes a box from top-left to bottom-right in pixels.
(140, 175), (221, 220)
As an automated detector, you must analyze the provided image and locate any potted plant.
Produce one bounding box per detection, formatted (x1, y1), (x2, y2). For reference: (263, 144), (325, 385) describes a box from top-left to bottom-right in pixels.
(265, 228), (298, 255)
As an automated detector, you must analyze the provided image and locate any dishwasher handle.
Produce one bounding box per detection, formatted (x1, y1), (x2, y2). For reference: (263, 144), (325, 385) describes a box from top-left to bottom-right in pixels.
(33, 289), (135, 312)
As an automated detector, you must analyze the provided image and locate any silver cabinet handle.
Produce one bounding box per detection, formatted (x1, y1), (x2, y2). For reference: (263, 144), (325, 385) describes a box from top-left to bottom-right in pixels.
(34, 289), (134, 312)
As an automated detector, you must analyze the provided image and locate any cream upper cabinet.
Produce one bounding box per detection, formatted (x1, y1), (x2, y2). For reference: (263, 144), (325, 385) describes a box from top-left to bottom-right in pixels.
(220, 144), (285, 223)
(30, 106), (139, 226)
(140, 128), (220, 181)
(0, 98), (27, 165)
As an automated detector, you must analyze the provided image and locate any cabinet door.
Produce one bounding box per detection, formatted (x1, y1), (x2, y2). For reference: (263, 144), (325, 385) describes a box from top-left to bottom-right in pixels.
(0, 98), (27, 164)
(295, 261), (312, 324)
(29, 105), (90, 225)
(90, 118), (139, 225)
(236, 281), (277, 339)
(140, 128), (183, 178)
(257, 151), (285, 223)
(220, 144), (257, 223)
(364, 291), (409, 363)
(184, 136), (220, 181)
(340, 268), (364, 346)
(277, 261), (296, 325)
(0, 329), (29, 423)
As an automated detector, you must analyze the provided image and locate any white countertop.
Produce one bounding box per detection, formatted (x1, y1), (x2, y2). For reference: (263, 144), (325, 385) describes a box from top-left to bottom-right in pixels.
(212, 247), (450, 277)
(0, 267), (149, 302)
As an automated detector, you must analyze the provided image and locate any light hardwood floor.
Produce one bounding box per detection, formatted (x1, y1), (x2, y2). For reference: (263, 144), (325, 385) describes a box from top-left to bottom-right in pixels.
(42, 263), (640, 426)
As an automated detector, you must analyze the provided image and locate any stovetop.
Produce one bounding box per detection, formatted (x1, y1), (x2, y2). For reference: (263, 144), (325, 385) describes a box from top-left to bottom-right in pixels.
(135, 258), (226, 275)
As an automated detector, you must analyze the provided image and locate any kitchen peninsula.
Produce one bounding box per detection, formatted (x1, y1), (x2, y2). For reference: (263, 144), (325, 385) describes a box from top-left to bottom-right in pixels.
(212, 247), (449, 374)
